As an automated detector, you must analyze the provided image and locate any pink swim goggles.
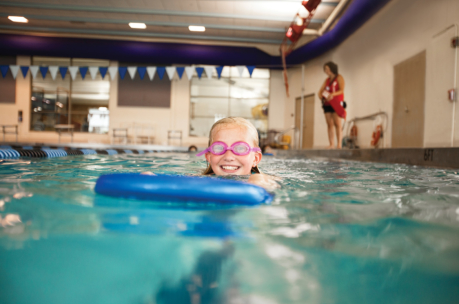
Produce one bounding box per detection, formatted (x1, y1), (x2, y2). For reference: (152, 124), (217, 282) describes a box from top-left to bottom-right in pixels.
(196, 141), (261, 156)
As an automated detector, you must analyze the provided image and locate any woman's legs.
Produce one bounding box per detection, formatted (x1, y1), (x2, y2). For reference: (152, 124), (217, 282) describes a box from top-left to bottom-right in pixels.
(332, 113), (342, 149)
(324, 113), (335, 148)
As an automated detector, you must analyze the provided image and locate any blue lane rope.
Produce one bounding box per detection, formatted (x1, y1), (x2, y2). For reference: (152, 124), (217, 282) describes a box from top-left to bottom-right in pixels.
(0, 149), (20, 158)
(80, 149), (97, 155)
(0, 146), (183, 159)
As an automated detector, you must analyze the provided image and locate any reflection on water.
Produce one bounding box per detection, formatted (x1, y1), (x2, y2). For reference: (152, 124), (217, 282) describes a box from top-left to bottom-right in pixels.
(156, 241), (235, 304)
(0, 154), (459, 304)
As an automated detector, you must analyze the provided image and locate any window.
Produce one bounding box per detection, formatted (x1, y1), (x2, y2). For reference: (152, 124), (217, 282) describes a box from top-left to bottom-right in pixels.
(190, 67), (269, 137)
(31, 57), (110, 133)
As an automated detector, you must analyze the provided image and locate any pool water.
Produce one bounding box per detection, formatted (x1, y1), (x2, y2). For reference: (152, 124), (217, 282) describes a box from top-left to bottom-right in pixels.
(1, 153), (459, 304)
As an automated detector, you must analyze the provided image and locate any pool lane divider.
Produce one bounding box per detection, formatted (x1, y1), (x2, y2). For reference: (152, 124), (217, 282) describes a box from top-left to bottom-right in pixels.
(0, 146), (184, 159)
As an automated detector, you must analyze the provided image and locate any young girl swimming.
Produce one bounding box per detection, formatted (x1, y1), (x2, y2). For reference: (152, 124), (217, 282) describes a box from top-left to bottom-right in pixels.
(196, 117), (279, 190)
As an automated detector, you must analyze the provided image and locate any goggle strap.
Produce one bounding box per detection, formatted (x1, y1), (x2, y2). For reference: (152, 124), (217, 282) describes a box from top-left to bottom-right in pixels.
(195, 149), (208, 157)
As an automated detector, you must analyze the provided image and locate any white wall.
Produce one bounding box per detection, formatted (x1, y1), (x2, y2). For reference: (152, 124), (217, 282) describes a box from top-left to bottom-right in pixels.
(268, 70), (286, 131)
(283, 0), (459, 148)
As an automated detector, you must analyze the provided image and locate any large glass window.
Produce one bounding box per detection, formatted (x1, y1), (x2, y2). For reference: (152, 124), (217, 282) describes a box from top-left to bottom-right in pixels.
(31, 57), (110, 133)
(190, 67), (269, 137)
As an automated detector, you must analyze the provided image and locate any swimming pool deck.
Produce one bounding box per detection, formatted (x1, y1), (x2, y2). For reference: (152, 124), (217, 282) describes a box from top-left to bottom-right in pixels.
(276, 147), (459, 169)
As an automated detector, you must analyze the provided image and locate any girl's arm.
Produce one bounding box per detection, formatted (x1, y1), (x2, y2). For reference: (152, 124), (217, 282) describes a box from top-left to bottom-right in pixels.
(318, 79), (327, 99)
(248, 173), (280, 191)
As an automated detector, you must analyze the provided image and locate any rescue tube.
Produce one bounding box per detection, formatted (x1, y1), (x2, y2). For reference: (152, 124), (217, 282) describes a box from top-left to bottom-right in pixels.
(95, 173), (273, 206)
(371, 125), (383, 146)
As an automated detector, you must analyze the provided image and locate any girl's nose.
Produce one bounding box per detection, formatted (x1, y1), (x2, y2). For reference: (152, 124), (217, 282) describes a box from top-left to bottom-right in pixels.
(222, 150), (235, 160)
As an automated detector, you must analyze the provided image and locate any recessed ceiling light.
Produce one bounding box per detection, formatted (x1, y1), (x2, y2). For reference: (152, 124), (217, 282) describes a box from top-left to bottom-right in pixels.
(8, 16), (28, 23)
(129, 23), (146, 29)
(189, 25), (205, 32)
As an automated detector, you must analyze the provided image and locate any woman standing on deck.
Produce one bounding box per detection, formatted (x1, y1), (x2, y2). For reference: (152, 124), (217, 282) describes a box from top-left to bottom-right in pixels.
(318, 62), (346, 149)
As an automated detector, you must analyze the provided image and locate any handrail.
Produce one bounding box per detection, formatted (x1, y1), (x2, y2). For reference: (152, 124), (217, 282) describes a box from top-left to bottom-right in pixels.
(345, 111), (388, 136)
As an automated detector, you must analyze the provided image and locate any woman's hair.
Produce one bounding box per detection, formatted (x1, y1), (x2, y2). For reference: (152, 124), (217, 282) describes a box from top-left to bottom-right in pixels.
(324, 61), (338, 76)
(203, 117), (261, 175)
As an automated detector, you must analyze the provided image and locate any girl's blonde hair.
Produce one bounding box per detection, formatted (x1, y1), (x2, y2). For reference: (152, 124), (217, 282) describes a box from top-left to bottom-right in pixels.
(203, 117), (261, 175)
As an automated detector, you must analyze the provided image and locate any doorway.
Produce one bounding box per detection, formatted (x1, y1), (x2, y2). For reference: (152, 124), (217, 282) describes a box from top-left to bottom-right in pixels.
(392, 50), (426, 147)
(295, 94), (315, 149)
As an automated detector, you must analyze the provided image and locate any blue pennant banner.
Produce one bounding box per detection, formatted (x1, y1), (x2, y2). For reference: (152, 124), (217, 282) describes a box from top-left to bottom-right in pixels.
(20, 66), (29, 78)
(79, 67), (88, 79)
(157, 67), (166, 80)
(59, 66), (68, 79)
(176, 67), (185, 79)
(247, 65), (256, 77)
(39, 66), (48, 79)
(216, 66), (224, 79)
(0, 65), (8, 78)
(137, 67), (146, 80)
(196, 67), (204, 79)
(99, 67), (108, 79)
(118, 67), (127, 80)
(1, 65), (259, 81)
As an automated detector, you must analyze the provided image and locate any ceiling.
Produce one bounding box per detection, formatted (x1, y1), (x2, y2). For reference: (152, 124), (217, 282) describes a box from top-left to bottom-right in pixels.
(0, 0), (343, 54)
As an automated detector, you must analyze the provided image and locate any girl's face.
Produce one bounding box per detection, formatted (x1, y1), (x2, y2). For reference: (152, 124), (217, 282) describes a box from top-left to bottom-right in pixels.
(324, 65), (334, 77)
(205, 125), (262, 175)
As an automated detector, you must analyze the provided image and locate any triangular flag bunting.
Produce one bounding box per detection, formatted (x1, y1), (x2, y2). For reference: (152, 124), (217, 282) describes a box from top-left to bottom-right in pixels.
(146, 67), (156, 80)
(118, 67), (127, 80)
(247, 65), (256, 77)
(236, 66), (245, 77)
(137, 67), (146, 80)
(20, 66), (29, 78)
(79, 67), (88, 79)
(185, 66), (194, 80)
(0, 65), (8, 78)
(49, 66), (59, 80)
(69, 66), (78, 80)
(216, 66), (224, 79)
(157, 67), (166, 80)
(176, 67), (185, 79)
(99, 67), (108, 79)
(127, 66), (137, 80)
(89, 67), (98, 80)
(166, 67), (175, 80)
(9, 65), (19, 79)
(196, 67), (204, 79)
(108, 67), (118, 80)
(204, 66), (213, 79)
(59, 66), (68, 79)
(30, 66), (39, 79)
(39, 66), (48, 79)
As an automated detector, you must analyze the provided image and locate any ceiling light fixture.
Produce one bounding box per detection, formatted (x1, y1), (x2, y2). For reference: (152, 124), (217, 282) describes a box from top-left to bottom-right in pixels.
(189, 25), (205, 32)
(8, 16), (28, 23)
(129, 22), (146, 29)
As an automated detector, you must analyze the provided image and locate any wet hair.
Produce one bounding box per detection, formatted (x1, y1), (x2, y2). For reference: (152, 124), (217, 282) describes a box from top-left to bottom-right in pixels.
(324, 61), (338, 76)
(188, 145), (198, 152)
(203, 117), (261, 175)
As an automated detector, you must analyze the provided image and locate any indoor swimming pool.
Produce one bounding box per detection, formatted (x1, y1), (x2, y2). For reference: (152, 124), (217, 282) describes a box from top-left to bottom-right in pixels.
(1, 152), (458, 304)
